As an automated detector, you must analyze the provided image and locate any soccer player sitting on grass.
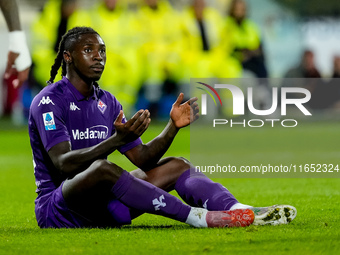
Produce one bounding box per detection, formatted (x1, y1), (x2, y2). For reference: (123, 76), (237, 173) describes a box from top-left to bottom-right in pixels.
(28, 27), (296, 228)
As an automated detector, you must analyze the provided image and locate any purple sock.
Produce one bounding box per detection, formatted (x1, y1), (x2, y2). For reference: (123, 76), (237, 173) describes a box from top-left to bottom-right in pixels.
(175, 169), (238, 211)
(111, 170), (191, 222)
(107, 199), (132, 225)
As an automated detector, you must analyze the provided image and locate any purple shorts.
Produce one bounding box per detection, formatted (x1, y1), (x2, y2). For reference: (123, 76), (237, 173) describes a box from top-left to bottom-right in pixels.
(35, 182), (131, 228)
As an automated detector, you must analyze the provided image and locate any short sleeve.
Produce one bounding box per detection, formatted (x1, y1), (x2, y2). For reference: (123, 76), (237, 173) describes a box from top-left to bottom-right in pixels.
(31, 94), (70, 152)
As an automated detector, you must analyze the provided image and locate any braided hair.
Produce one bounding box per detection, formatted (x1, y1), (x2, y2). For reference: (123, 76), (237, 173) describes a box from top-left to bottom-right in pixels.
(47, 26), (99, 85)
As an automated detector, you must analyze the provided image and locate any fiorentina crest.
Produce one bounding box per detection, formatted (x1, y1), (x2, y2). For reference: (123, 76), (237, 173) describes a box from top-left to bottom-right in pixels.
(97, 100), (107, 114)
(152, 195), (166, 211)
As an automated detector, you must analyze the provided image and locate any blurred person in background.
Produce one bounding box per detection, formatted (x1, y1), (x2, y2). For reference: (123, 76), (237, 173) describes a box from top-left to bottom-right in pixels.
(331, 55), (340, 79)
(177, 0), (242, 118)
(1, 0), (31, 120)
(135, 0), (184, 119)
(283, 50), (325, 110)
(30, 0), (78, 89)
(179, 0), (241, 81)
(329, 56), (340, 108)
(0, 0), (31, 89)
(24, 0), (78, 121)
(284, 50), (321, 79)
(219, 0), (271, 113)
(310, 55), (340, 110)
(283, 50), (321, 92)
(68, 0), (142, 117)
(221, 0), (268, 79)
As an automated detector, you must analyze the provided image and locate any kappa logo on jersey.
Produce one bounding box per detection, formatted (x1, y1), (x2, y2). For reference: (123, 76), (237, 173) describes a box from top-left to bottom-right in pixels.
(38, 96), (55, 106)
(70, 102), (80, 111)
(152, 195), (166, 211)
(72, 125), (108, 140)
(42, 112), (56, 130)
(97, 100), (107, 114)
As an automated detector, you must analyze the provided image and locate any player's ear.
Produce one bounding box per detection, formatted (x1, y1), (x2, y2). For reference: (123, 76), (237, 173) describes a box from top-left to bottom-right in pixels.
(63, 50), (72, 64)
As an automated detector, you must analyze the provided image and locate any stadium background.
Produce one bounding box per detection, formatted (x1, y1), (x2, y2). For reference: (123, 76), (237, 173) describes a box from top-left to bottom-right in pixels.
(1, 0), (340, 120)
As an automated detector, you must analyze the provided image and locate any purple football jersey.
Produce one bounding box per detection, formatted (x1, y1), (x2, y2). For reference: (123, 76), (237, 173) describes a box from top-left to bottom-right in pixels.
(28, 77), (142, 202)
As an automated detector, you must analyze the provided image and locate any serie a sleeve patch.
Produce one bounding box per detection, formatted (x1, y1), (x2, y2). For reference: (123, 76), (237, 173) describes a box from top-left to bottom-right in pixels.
(42, 112), (56, 130)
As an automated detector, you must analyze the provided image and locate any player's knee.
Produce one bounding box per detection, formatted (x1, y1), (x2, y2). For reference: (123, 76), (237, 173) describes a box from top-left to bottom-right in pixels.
(167, 157), (194, 173)
(90, 159), (123, 184)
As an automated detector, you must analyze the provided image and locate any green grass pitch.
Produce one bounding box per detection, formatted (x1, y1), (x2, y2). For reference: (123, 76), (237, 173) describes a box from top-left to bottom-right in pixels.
(0, 121), (339, 254)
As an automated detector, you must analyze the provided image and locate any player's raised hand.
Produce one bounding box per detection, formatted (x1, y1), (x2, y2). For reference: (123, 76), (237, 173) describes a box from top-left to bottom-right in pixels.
(114, 110), (151, 143)
(170, 93), (199, 129)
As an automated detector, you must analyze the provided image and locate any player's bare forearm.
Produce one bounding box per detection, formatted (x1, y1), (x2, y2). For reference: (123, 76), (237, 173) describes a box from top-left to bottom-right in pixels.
(48, 135), (127, 176)
(0, 0), (21, 31)
(125, 119), (179, 170)
(125, 93), (199, 170)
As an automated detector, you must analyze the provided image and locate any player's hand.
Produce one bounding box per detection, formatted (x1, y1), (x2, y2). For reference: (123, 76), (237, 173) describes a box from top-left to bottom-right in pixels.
(170, 93), (199, 129)
(114, 110), (151, 144)
(4, 51), (30, 88)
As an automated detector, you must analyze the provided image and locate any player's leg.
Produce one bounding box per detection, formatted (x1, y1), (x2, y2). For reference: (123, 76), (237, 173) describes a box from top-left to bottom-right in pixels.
(131, 157), (240, 211)
(62, 159), (190, 225)
(62, 159), (253, 228)
(61, 159), (125, 227)
(172, 158), (297, 225)
(127, 157), (253, 226)
(131, 157), (296, 225)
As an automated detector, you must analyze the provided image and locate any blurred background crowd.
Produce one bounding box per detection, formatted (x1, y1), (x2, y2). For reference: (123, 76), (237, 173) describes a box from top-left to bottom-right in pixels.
(1, 0), (340, 124)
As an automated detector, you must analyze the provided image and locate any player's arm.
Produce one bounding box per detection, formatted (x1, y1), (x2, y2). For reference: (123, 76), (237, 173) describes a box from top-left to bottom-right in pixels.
(0, 0), (31, 88)
(0, 0), (21, 31)
(124, 93), (199, 171)
(48, 110), (150, 176)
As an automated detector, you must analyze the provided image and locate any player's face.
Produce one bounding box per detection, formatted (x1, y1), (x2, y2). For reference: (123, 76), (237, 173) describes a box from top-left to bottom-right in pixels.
(70, 33), (106, 81)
